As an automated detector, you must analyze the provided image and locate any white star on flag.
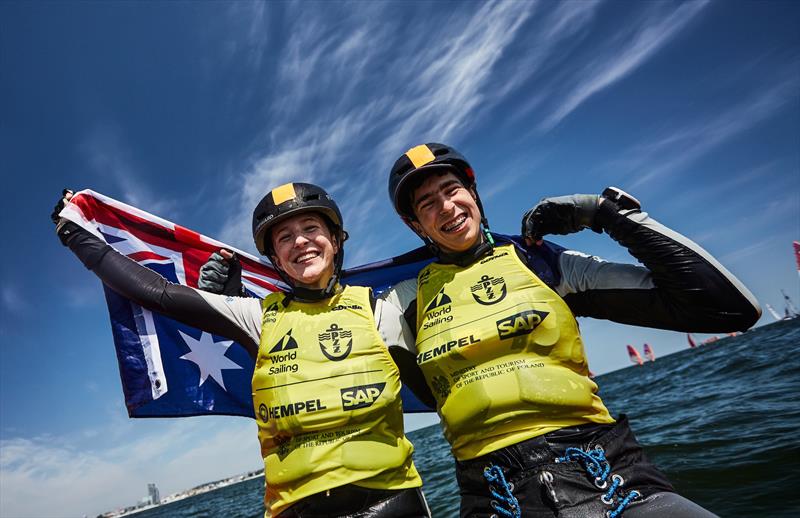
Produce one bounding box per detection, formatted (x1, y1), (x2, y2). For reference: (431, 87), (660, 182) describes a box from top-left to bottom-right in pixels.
(178, 331), (242, 391)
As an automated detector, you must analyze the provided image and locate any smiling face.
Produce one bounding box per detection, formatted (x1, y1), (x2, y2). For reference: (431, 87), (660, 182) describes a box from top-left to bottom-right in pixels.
(410, 171), (482, 254)
(269, 212), (339, 290)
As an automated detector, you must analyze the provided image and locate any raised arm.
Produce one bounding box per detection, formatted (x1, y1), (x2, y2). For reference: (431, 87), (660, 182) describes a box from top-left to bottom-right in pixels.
(56, 219), (262, 358)
(523, 189), (761, 332)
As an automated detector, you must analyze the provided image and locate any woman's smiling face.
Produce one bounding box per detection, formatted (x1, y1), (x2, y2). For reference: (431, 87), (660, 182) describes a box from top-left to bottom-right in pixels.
(270, 212), (338, 290)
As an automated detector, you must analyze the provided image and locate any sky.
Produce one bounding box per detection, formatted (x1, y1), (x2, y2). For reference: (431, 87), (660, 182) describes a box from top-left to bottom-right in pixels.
(1, 1), (798, 516)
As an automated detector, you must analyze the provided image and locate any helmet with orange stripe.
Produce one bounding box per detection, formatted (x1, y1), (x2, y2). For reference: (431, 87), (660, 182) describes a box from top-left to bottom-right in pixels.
(388, 143), (492, 253)
(252, 182), (347, 299)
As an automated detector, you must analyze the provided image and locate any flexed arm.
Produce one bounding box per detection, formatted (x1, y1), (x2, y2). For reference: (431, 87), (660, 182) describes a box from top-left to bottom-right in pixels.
(56, 217), (262, 359)
(522, 188), (761, 332)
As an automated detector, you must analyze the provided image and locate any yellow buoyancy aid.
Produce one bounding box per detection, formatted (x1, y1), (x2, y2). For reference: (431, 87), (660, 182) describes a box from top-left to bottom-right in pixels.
(252, 285), (421, 517)
(415, 244), (614, 460)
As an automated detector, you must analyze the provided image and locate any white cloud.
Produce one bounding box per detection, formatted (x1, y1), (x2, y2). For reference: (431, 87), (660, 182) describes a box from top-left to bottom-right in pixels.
(0, 285), (30, 318)
(0, 419), (260, 518)
(218, 0), (536, 259)
(538, 1), (709, 131)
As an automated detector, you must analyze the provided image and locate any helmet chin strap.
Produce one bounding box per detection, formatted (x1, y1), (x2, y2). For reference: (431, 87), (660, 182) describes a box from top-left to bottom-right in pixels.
(408, 216), (495, 267)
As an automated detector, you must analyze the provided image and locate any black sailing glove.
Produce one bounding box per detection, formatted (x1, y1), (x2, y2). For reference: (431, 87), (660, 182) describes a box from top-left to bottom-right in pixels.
(198, 251), (245, 297)
(521, 194), (602, 241)
(52, 189), (79, 245)
(51, 189), (74, 224)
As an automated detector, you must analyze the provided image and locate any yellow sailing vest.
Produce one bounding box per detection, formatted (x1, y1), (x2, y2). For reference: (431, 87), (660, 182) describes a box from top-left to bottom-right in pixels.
(253, 286), (421, 517)
(415, 244), (614, 461)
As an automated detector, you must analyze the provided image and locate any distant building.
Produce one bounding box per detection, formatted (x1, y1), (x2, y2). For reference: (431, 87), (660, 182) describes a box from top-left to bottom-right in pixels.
(147, 483), (160, 505)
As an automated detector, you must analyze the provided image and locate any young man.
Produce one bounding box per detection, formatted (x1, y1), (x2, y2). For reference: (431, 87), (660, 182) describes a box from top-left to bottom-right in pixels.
(383, 143), (760, 517)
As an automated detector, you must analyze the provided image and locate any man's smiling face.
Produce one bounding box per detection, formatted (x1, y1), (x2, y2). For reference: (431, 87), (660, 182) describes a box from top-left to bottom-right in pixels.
(410, 171), (482, 254)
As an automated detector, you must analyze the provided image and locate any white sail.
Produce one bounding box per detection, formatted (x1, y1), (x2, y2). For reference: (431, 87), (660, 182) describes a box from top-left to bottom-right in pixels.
(765, 304), (782, 321)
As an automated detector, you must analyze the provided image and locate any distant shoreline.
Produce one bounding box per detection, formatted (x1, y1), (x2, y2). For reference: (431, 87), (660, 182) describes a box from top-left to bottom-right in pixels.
(99, 470), (264, 518)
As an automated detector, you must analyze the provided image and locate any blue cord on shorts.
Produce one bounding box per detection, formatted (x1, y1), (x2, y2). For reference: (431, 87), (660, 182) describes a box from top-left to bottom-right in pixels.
(483, 464), (521, 518)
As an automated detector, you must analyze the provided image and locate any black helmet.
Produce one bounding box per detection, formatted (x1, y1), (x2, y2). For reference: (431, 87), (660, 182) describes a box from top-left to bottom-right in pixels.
(388, 143), (494, 257)
(252, 182), (344, 256)
(388, 143), (478, 221)
(252, 182), (346, 300)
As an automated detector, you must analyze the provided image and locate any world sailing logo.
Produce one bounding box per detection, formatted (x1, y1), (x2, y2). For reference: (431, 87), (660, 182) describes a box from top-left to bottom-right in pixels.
(425, 288), (452, 313)
(269, 329), (298, 353)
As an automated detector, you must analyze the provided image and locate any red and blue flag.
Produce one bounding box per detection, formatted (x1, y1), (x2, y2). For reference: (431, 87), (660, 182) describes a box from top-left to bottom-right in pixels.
(60, 190), (435, 418)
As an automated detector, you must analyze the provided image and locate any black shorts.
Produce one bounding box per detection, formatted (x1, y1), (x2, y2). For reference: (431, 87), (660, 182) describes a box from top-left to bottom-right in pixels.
(274, 485), (430, 518)
(456, 415), (676, 518)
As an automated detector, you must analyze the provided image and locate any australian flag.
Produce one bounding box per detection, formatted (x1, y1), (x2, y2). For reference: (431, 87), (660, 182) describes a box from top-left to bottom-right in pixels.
(60, 190), (434, 419)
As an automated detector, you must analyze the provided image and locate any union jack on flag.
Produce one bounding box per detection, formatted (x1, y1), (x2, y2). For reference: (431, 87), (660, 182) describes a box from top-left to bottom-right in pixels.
(59, 190), (434, 418)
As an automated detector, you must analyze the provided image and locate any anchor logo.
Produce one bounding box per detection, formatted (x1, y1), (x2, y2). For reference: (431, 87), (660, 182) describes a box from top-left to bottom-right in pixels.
(318, 323), (353, 361)
(470, 274), (507, 305)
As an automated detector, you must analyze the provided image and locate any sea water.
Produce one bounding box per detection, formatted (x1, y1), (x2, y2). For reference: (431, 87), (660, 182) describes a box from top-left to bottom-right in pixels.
(132, 319), (800, 517)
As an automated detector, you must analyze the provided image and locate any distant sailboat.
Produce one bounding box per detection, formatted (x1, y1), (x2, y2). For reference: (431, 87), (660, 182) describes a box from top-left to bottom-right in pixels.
(643, 343), (655, 362)
(687, 333), (697, 348)
(781, 290), (799, 319)
(794, 241), (800, 278)
(765, 303), (783, 321)
(627, 344), (644, 366)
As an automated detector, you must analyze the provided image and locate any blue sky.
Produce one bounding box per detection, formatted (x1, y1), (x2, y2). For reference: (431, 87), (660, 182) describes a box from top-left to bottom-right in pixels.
(1, 1), (798, 516)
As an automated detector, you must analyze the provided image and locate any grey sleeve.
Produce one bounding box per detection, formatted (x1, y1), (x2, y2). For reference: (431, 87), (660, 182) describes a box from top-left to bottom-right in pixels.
(375, 298), (417, 355)
(381, 279), (418, 315)
(195, 291), (264, 350)
(377, 281), (434, 409)
(381, 278), (419, 337)
(556, 250), (654, 297)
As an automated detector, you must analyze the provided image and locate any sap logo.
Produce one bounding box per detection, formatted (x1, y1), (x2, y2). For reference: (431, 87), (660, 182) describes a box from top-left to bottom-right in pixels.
(269, 329), (298, 353)
(341, 382), (386, 410)
(496, 310), (549, 339)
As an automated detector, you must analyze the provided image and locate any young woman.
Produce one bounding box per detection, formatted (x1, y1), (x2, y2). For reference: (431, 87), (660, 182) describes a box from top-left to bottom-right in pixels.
(54, 183), (431, 518)
(383, 143), (761, 518)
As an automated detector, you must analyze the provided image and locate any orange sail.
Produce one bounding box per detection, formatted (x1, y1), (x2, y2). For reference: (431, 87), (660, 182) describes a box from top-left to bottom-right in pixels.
(643, 343), (655, 362)
(627, 344), (644, 365)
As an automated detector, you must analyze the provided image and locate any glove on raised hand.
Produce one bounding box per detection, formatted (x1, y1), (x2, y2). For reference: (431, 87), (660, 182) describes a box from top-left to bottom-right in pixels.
(521, 194), (602, 242)
(198, 250), (244, 296)
(52, 189), (81, 246)
(51, 189), (74, 224)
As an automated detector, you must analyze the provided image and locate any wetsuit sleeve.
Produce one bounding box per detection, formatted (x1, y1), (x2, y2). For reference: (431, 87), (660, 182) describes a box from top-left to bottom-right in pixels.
(381, 278), (419, 336)
(60, 222), (263, 358)
(377, 287), (435, 408)
(554, 203), (761, 333)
